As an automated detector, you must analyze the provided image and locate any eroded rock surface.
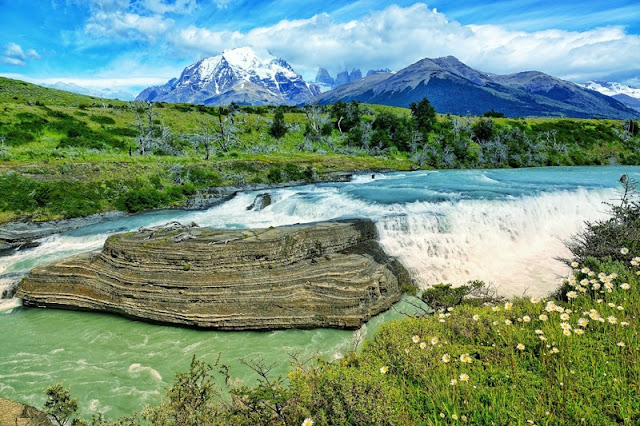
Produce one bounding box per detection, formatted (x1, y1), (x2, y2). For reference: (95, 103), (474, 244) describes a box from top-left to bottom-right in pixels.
(0, 398), (52, 426)
(17, 219), (410, 330)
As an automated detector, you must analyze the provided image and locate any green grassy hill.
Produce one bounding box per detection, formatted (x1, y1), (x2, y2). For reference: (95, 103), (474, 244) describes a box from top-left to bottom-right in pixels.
(0, 77), (639, 223)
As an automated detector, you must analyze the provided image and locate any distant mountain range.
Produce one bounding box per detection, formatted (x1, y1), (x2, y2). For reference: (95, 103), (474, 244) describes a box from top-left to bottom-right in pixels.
(134, 48), (638, 118)
(42, 82), (135, 101)
(136, 47), (319, 106)
(314, 56), (639, 119)
(579, 81), (640, 111)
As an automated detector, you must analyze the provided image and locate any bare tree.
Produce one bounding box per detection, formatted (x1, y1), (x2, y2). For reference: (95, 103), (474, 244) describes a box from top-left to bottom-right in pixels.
(303, 104), (324, 134)
(409, 130), (423, 155)
(193, 123), (216, 160)
(215, 107), (238, 152)
(131, 101), (156, 155)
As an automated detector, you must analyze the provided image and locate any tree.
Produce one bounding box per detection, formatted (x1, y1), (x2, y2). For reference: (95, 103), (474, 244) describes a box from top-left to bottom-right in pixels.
(269, 107), (287, 139)
(330, 101), (361, 133)
(131, 101), (156, 155)
(43, 383), (79, 426)
(483, 109), (505, 118)
(471, 118), (495, 143)
(215, 106), (239, 152)
(193, 123), (215, 160)
(410, 97), (437, 134)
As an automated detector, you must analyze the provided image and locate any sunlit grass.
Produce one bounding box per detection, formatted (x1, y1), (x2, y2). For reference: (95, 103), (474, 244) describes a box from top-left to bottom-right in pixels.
(286, 254), (640, 425)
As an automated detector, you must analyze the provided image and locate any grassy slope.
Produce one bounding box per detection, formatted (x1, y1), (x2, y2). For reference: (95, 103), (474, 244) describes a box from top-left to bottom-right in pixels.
(0, 78), (412, 223)
(0, 77), (638, 224)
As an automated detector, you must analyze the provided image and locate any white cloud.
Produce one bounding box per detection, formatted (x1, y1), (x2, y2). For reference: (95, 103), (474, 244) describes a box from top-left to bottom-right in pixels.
(142, 0), (197, 15)
(170, 3), (640, 83)
(2, 42), (41, 67)
(84, 11), (173, 41)
(214, 0), (233, 8)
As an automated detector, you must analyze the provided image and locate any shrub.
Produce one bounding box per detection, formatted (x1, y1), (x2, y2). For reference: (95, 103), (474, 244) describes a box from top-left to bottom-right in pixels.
(119, 187), (169, 213)
(566, 177), (640, 264)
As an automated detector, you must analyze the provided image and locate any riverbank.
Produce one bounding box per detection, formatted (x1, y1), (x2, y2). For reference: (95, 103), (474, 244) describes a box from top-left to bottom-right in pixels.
(0, 397), (52, 426)
(0, 166), (390, 253)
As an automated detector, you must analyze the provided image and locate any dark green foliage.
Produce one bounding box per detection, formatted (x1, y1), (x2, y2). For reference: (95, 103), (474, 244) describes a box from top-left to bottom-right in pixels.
(266, 166), (283, 183)
(142, 355), (220, 426)
(110, 127), (139, 137)
(421, 280), (489, 311)
(2, 128), (36, 145)
(330, 101), (362, 133)
(471, 118), (495, 142)
(44, 383), (79, 426)
(90, 115), (116, 125)
(0, 174), (104, 218)
(566, 179), (640, 264)
(119, 186), (169, 213)
(410, 97), (436, 134)
(269, 107), (287, 138)
(47, 110), (73, 120)
(186, 167), (222, 187)
(483, 109), (505, 118)
(371, 111), (411, 151)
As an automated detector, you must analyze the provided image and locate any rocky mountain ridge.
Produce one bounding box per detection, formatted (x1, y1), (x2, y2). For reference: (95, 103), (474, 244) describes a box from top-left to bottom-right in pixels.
(314, 56), (640, 119)
(137, 47), (320, 106)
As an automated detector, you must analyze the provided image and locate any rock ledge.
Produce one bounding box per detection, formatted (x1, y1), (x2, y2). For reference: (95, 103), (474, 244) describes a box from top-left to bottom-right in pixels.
(17, 219), (410, 330)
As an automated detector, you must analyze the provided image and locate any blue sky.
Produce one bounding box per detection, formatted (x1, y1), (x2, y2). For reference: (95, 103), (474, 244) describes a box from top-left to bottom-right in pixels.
(1, 0), (639, 97)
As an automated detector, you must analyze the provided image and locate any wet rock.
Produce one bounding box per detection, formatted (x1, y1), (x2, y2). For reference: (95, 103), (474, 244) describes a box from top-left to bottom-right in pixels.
(246, 193), (272, 211)
(17, 219), (410, 330)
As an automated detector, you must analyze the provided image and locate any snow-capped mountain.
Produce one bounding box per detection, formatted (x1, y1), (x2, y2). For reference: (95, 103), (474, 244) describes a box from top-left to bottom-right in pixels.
(580, 81), (640, 111)
(137, 47), (320, 106)
(580, 81), (640, 98)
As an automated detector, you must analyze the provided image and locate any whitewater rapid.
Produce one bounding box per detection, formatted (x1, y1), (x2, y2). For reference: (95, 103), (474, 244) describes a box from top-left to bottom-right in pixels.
(0, 168), (621, 300)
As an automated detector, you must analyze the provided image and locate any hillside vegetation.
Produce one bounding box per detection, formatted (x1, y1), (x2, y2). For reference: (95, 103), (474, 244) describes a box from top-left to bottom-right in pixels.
(1, 76), (639, 223)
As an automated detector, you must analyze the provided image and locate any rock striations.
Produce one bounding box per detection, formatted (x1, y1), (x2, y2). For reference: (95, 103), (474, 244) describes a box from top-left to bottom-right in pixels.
(17, 219), (410, 330)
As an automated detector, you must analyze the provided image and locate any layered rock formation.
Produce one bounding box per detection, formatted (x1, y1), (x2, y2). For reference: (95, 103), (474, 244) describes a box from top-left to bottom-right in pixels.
(17, 219), (410, 330)
(0, 398), (52, 426)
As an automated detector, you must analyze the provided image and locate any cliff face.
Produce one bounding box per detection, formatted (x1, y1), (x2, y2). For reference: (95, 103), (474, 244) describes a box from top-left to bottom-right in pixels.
(17, 219), (410, 330)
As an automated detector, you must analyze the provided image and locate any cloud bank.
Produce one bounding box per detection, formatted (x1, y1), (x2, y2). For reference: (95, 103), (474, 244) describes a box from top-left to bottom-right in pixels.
(171, 3), (640, 83)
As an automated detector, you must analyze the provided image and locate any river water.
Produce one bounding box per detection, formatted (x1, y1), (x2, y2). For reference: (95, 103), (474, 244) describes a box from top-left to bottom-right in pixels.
(0, 166), (636, 418)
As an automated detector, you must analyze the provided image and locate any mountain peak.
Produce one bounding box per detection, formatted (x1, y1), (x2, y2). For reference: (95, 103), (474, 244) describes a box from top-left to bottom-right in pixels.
(137, 47), (318, 105)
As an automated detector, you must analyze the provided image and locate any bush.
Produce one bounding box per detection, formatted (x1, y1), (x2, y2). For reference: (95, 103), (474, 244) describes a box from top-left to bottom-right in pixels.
(119, 187), (169, 213)
(269, 107), (287, 139)
(566, 177), (640, 264)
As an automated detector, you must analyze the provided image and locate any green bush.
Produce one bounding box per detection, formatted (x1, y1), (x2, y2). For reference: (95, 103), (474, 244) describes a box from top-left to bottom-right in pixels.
(566, 179), (640, 264)
(119, 187), (169, 213)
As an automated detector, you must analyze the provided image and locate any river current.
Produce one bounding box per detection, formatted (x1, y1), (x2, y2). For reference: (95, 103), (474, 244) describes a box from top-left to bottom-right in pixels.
(0, 166), (636, 418)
